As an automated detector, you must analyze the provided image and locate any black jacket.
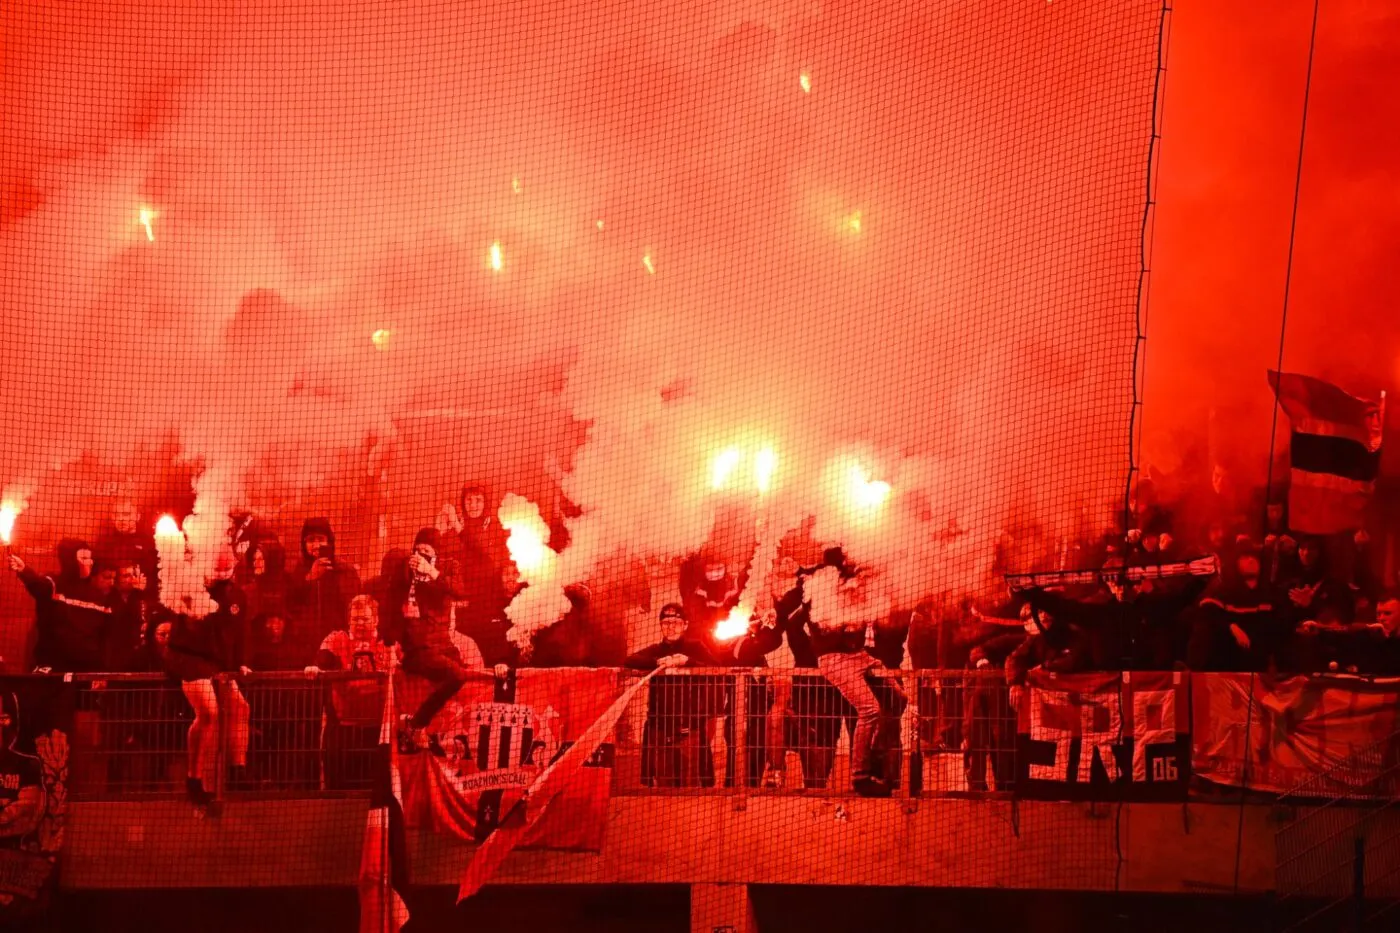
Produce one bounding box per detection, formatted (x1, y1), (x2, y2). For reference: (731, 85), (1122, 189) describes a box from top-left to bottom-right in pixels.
(287, 518), (361, 640)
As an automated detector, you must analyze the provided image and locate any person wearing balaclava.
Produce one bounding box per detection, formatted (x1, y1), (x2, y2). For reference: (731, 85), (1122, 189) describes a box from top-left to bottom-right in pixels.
(165, 579), (252, 808)
(0, 690), (44, 847)
(288, 517), (362, 642)
(390, 528), (508, 753)
(10, 539), (111, 673)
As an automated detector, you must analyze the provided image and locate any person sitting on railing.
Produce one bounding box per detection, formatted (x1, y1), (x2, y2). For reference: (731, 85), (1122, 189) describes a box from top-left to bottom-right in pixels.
(803, 564), (897, 797)
(165, 579), (252, 809)
(624, 603), (710, 787)
(9, 541), (111, 674)
(386, 528), (500, 754)
(306, 595), (399, 788)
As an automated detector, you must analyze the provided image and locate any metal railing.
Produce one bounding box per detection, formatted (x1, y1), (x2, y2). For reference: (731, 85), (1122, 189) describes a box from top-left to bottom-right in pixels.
(64, 667), (1023, 801)
(1274, 726), (1400, 932)
(609, 667), (1018, 798)
(69, 671), (387, 800)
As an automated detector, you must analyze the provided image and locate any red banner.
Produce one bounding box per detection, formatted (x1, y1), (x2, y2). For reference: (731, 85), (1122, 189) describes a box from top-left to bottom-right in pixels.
(1191, 673), (1400, 796)
(1015, 670), (1190, 800)
(399, 668), (620, 850)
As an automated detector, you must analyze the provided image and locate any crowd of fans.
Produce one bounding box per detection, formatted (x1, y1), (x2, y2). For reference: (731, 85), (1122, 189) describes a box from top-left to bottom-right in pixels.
(5, 463), (1398, 801)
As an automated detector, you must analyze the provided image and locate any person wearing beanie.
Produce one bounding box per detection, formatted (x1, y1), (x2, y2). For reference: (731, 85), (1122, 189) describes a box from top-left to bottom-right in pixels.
(387, 527), (486, 753)
(288, 517), (362, 642)
(623, 604), (715, 787)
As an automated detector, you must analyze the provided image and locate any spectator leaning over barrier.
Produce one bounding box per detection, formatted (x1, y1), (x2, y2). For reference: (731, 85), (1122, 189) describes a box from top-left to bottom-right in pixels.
(164, 580), (251, 810)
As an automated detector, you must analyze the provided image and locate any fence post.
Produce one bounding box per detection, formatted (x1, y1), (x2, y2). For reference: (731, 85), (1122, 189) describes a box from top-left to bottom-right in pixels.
(212, 673), (228, 801)
(733, 671), (748, 810)
(901, 671), (918, 810)
(1352, 834), (1365, 933)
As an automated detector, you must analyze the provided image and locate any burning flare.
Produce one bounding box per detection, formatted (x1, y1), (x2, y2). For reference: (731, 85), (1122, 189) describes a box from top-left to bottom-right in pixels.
(138, 206), (157, 241)
(0, 501), (18, 545)
(799, 71), (812, 93)
(714, 606), (751, 642)
(754, 447), (778, 494)
(489, 241), (504, 272)
(154, 514), (181, 536)
(710, 447), (743, 490)
(847, 463), (890, 509)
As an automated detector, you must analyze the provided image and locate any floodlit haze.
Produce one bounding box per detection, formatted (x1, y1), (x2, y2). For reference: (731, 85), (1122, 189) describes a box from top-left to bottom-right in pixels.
(4, 0), (1390, 625)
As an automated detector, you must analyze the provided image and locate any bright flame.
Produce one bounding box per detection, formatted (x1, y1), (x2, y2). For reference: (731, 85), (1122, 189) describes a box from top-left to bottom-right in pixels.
(154, 514), (181, 537)
(710, 447), (742, 490)
(0, 502), (18, 545)
(511, 176), (522, 194)
(371, 328), (392, 350)
(714, 606), (751, 641)
(138, 207), (156, 241)
(844, 210), (862, 234)
(799, 71), (812, 93)
(489, 241), (503, 272)
(499, 495), (551, 575)
(595, 219), (605, 231)
(847, 464), (891, 509)
(754, 447), (778, 494)
(642, 253), (656, 275)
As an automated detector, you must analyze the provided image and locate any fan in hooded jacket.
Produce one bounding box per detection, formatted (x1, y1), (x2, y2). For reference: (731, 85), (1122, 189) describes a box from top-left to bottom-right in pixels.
(287, 518), (362, 642)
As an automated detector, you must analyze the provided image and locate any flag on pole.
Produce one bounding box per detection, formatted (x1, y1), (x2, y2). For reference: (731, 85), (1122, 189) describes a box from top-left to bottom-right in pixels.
(456, 669), (657, 903)
(1269, 371), (1385, 534)
(359, 669), (410, 933)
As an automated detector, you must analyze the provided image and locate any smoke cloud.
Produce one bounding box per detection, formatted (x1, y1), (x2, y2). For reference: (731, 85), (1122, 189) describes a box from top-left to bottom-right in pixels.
(3, 0), (1170, 629)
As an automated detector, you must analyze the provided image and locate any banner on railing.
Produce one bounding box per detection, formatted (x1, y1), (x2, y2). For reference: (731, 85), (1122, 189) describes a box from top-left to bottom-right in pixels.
(1192, 672), (1400, 796)
(399, 668), (620, 850)
(1015, 671), (1189, 801)
(0, 675), (71, 920)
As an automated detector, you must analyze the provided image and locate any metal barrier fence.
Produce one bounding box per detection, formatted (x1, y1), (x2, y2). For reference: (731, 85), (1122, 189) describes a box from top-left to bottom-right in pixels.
(69, 672), (387, 799)
(611, 668), (1018, 797)
(65, 668), (1020, 800)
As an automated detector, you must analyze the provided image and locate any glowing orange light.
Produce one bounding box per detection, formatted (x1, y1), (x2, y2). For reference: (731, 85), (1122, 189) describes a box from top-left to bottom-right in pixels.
(847, 464), (890, 509)
(642, 253), (655, 275)
(501, 499), (551, 575)
(154, 514), (181, 536)
(0, 502), (18, 545)
(710, 447), (742, 490)
(844, 211), (862, 234)
(799, 71), (812, 93)
(511, 176), (522, 194)
(595, 219), (605, 231)
(138, 207), (157, 242)
(714, 606), (751, 641)
(489, 241), (503, 272)
(754, 447), (778, 494)
(371, 329), (392, 350)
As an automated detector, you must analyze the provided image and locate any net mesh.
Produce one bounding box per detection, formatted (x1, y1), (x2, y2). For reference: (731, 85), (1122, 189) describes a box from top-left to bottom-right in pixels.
(2, 0), (1167, 928)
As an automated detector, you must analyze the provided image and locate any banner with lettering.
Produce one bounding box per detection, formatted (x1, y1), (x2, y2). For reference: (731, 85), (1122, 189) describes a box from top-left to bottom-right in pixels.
(1191, 672), (1400, 796)
(1015, 670), (1189, 801)
(398, 668), (620, 850)
(0, 675), (72, 921)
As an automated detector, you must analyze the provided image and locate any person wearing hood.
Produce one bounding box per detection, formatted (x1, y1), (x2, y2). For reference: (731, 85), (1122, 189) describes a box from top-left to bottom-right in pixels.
(389, 528), (494, 751)
(10, 539), (112, 673)
(288, 518), (362, 642)
(104, 558), (158, 671)
(95, 499), (160, 599)
(456, 483), (515, 624)
(165, 580), (252, 808)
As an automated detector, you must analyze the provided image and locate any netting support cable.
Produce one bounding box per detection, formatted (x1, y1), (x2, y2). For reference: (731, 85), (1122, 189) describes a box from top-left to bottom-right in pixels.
(1117, 2), (1174, 894)
(1262, 0), (1323, 524)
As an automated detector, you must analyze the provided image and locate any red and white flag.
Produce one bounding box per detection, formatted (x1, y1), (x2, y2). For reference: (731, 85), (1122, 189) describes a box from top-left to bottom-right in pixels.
(1269, 371), (1385, 534)
(359, 671), (409, 933)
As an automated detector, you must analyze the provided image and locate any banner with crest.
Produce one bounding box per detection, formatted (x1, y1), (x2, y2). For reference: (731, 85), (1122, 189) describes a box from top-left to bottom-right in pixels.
(0, 675), (71, 921)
